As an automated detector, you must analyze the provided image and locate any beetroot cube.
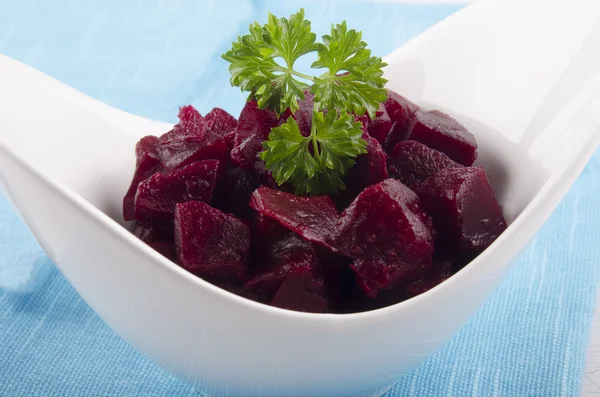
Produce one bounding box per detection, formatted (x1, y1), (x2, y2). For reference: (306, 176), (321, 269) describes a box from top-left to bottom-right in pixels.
(335, 179), (435, 297)
(343, 133), (389, 199)
(177, 105), (203, 124)
(204, 107), (238, 136)
(134, 160), (220, 222)
(415, 167), (507, 258)
(366, 103), (393, 144)
(249, 187), (340, 251)
(174, 201), (250, 283)
(403, 257), (453, 298)
(133, 221), (175, 260)
(387, 140), (463, 188)
(158, 105), (232, 170)
(383, 90), (419, 151)
(123, 136), (164, 221)
(251, 212), (287, 250)
(212, 166), (261, 219)
(270, 275), (328, 313)
(230, 100), (282, 169)
(245, 231), (324, 302)
(409, 110), (477, 166)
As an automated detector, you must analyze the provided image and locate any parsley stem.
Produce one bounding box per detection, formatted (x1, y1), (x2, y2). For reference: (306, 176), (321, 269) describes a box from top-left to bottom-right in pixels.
(310, 122), (320, 160)
(291, 70), (315, 81)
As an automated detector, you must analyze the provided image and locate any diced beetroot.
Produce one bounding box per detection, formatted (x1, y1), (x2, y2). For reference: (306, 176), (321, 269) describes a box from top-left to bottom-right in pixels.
(204, 107), (238, 136)
(134, 160), (220, 222)
(230, 100), (282, 169)
(158, 105), (232, 170)
(409, 110), (477, 166)
(249, 187), (340, 251)
(383, 90), (419, 151)
(403, 257), (453, 298)
(123, 136), (164, 221)
(366, 103), (393, 144)
(133, 221), (175, 260)
(343, 133), (388, 201)
(387, 141), (463, 188)
(270, 275), (328, 313)
(212, 166), (261, 219)
(282, 91), (314, 137)
(245, 231), (324, 301)
(345, 284), (408, 313)
(335, 179), (435, 297)
(174, 201), (250, 283)
(415, 167), (507, 258)
(178, 105), (203, 124)
(251, 213), (287, 249)
(215, 282), (261, 302)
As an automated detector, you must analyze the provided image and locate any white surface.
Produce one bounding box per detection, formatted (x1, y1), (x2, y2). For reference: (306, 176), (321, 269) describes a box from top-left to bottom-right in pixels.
(1, 0), (600, 396)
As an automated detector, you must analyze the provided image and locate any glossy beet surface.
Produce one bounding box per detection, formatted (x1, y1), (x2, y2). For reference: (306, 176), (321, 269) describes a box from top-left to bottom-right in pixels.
(366, 103), (393, 144)
(124, 99), (506, 313)
(336, 179), (435, 297)
(133, 221), (175, 261)
(250, 187), (340, 252)
(158, 107), (234, 170)
(387, 141), (463, 188)
(415, 167), (507, 259)
(123, 136), (163, 221)
(383, 90), (419, 151)
(245, 230), (327, 313)
(344, 133), (389, 200)
(230, 100), (281, 169)
(409, 110), (478, 166)
(175, 201), (250, 283)
(134, 160), (220, 222)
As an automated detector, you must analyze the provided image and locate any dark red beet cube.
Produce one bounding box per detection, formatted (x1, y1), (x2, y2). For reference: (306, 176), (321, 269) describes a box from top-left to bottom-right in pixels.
(383, 90), (419, 151)
(403, 257), (453, 298)
(123, 136), (164, 221)
(133, 221), (175, 260)
(335, 179), (435, 297)
(134, 160), (220, 222)
(174, 201), (250, 283)
(230, 100), (282, 169)
(270, 275), (328, 313)
(387, 140), (463, 188)
(251, 213), (287, 250)
(409, 110), (477, 166)
(215, 282), (261, 303)
(158, 105), (232, 170)
(415, 167), (507, 258)
(366, 103), (393, 144)
(245, 231), (324, 302)
(249, 187), (340, 251)
(212, 166), (261, 219)
(343, 133), (389, 201)
(177, 105), (203, 124)
(204, 107), (238, 136)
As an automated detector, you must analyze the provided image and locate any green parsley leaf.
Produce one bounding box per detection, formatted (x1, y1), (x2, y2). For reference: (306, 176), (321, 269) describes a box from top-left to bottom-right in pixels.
(260, 110), (366, 195)
(221, 9), (317, 116)
(310, 21), (388, 118)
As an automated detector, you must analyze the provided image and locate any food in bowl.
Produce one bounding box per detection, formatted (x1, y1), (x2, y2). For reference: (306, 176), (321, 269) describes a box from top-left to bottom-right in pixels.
(122, 10), (507, 313)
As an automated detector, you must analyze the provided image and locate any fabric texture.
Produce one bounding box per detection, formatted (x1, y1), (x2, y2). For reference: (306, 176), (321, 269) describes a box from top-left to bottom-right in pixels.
(0, 1), (598, 396)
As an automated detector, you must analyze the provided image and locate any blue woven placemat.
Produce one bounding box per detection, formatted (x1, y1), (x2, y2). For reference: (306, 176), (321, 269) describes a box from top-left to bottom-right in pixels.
(1, 1), (599, 396)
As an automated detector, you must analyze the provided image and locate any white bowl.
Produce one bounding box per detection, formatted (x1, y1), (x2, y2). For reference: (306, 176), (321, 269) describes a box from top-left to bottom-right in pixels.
(2, 0), (600, 396)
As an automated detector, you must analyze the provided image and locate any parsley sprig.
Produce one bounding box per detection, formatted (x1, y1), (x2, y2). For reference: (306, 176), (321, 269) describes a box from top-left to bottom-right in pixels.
(222, 9), (387, 195)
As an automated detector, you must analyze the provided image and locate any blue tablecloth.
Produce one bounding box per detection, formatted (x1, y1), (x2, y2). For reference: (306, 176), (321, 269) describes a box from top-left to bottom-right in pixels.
(1, 1), (599, 396)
